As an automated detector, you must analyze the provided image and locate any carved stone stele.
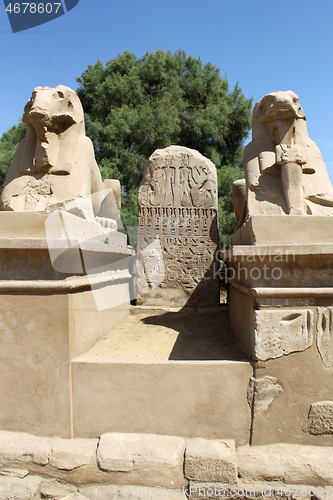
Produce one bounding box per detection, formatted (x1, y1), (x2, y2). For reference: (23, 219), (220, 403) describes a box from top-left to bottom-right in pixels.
(137, 145), (219, 307)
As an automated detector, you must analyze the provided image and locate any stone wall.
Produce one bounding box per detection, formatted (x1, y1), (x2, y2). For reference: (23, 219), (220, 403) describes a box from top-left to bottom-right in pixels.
(0, 430), (332, 499)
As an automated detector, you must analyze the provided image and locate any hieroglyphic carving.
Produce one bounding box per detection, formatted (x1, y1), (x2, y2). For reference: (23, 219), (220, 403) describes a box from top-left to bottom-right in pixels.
(137, 146), (219, 306)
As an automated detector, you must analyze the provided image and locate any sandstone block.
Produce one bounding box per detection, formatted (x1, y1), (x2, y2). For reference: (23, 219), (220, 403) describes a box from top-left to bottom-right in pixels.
(40, 478), (79, 498)
(0, 475), (41, 500)
(48, 437), (98, 471)
(97, 433), (186, 487)
(253, 309), (313, 361)
(0, 431), (50, 466)
(237, 444), (333, 485)
(184, 438), (237, 483)
(303, 401), (333, 435)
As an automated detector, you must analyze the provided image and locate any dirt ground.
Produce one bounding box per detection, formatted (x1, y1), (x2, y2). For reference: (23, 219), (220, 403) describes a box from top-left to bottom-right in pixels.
(85, 300), (246, 361)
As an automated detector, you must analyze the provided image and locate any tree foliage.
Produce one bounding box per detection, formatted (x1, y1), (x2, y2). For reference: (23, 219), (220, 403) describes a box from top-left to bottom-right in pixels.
(0, 122), (26, 189)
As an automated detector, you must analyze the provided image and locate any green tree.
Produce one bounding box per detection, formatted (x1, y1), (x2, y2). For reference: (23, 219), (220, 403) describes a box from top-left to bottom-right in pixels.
(76, 49), (252, 244)
(0, 121), (26, 189)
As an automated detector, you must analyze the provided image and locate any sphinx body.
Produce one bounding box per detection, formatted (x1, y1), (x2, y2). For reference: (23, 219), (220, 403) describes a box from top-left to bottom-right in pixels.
(234, 91), (333, 227)
(1, 85), (120, 223)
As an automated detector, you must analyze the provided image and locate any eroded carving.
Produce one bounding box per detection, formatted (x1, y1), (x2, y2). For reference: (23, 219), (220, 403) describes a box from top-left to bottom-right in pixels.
(317, 307), (333, 367)
(253, 309), (313, 361)
(137, 146), (219, 306)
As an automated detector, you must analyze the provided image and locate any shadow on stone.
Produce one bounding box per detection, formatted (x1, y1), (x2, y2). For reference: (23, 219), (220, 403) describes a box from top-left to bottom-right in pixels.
(141, 306), (246, 361)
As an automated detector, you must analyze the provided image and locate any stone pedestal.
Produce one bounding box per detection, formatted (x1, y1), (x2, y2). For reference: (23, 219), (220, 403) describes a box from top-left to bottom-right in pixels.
(224, 215), (333, 445)
(0, 212), (133, 438)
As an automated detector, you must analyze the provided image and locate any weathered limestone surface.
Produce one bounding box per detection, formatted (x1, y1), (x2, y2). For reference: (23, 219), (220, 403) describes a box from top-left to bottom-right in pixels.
(0, 431), (102, 485)
(303, 401), (333, 435)
(47, 437), (98, 471)
(237, 443), (333, 485)
(0, 475), (42, 500)
(317, 308), (333, 367)
(253, 309), (313, 361)
(247, 376), (283, 414)
(97, 432), (186, 487)
(0, 431), (50, 466)
(0, 431), (332, 499)
(184, 438), (237, 483)
(251, 345), (333, 446)
(39, 478), (82, 498)
(137, 145), (219, 307)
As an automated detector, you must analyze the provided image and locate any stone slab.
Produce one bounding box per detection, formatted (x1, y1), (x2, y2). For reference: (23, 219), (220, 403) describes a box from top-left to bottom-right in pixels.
(253, 309), (313, 361)
(232, 216), (333, 246)
(0, 475), (42, 500)
(237, 443), (333, 486)
(303, 401), (333, 435)
(48, 437), (98, 471)
(184, 438), (237, 483)
(97, 432), (185, 487)
(0, 431), (50, 466)
(72, 358), (252, 445)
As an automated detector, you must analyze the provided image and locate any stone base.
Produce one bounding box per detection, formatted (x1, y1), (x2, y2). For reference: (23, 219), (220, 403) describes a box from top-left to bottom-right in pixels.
(225, 235), (333, 446)
(0, 281), (130, 438)
(0, 211), (134, 438)
(232, 215), (333, 245)
(0, 430), (332, 498)
(72, 356), (252, 445)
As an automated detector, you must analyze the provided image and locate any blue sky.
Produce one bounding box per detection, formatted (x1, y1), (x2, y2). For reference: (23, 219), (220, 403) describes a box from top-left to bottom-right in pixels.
(1, 0), (333, 178)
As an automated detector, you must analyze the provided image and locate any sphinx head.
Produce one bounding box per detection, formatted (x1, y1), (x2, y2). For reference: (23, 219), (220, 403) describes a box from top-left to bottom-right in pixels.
(252, 91), (307, 145)
(23, 85), (84, 136)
